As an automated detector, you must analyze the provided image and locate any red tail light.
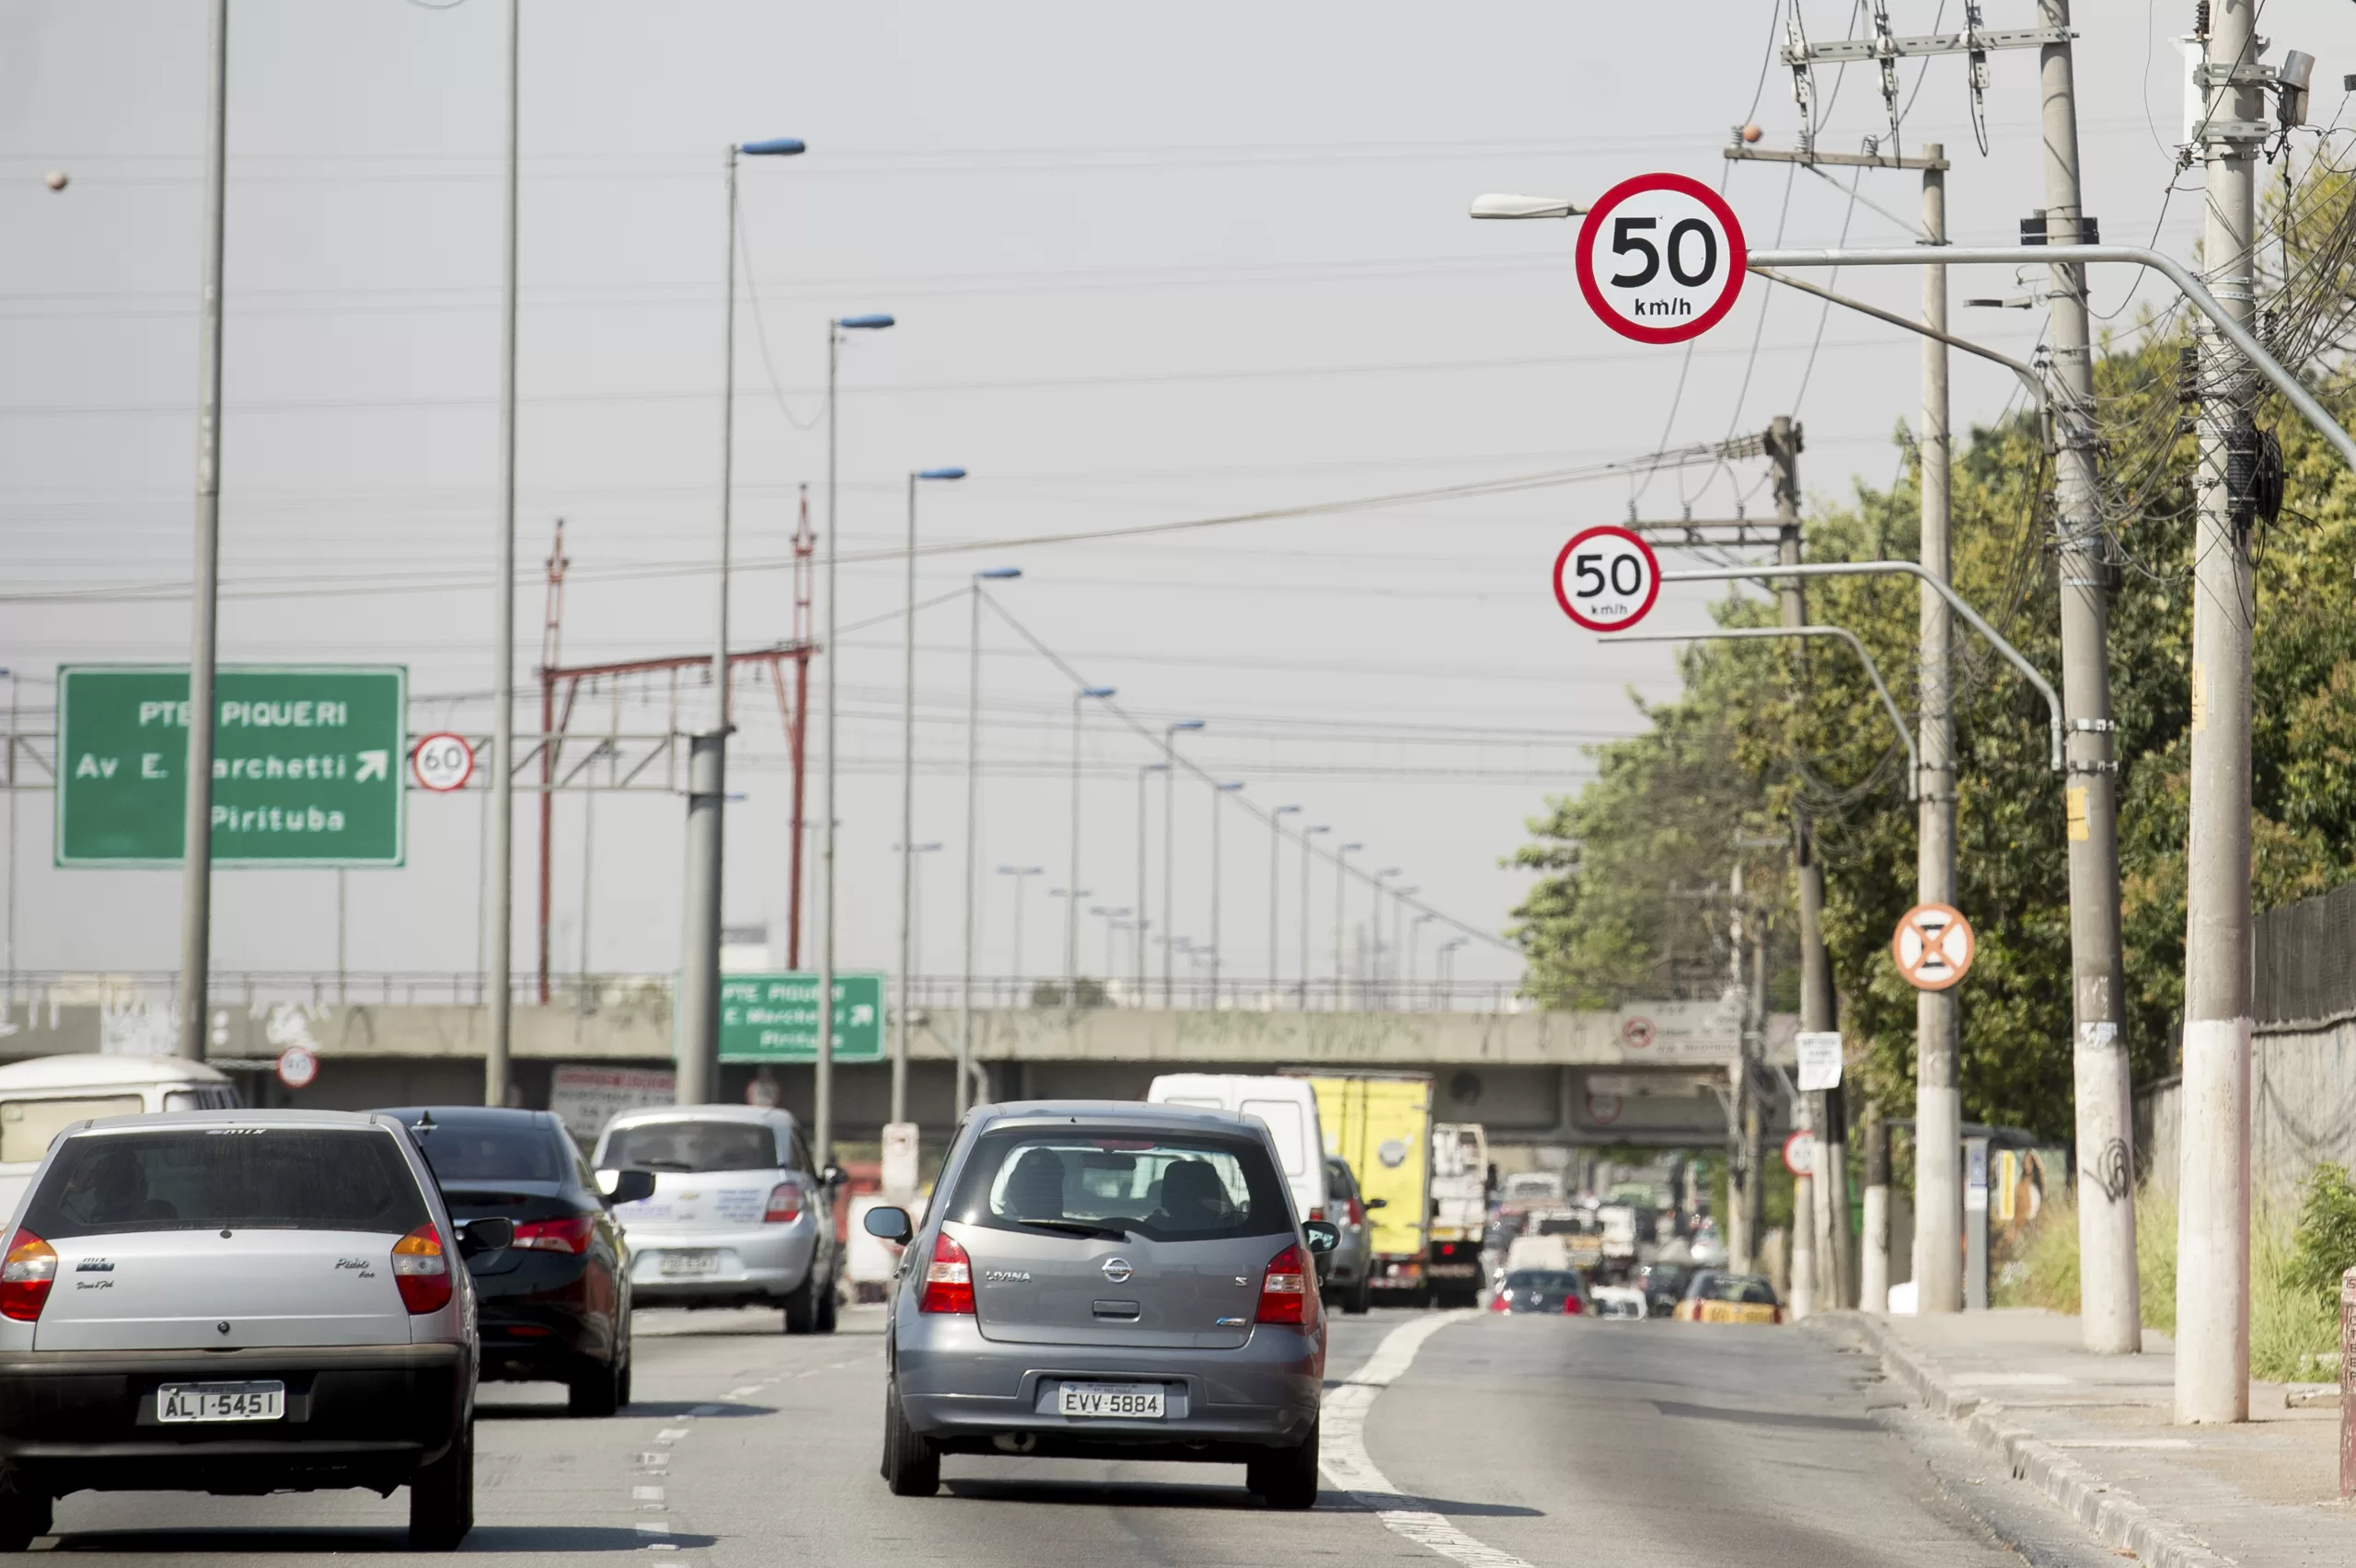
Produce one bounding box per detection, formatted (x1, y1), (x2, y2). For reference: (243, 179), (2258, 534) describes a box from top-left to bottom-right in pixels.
(391, 1224), (453, 1314)
(918, 1230), (975, 1315)
(1487, 1292), (1510, 1313)
(1308, 1205), (1324, 1222)
(1346, 1197), (1367, 1227)
(512, 1215), (595, 1255)
(0, 1230), (56, 1322)
(763, 1181), (806, 1225)
(1772, 1307), (1785, 1325)
(1562, 1294), (1584, 1316)
(1255, 1243), (1310, 1324)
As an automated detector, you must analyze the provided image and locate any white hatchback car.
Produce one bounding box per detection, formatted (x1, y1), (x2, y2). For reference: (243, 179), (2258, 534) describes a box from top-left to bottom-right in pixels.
(593, 1106), (844, 1333)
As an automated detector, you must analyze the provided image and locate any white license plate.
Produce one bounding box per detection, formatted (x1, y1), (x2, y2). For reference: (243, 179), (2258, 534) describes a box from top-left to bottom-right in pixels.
(157, 1381), (285, 1424)
(658, 1251), (722, 1276)
(1057, 1382), (1165, 1420)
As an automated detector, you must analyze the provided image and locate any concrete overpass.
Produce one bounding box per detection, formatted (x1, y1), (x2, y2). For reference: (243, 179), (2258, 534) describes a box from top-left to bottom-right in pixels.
(2, 986), (1799, 1159)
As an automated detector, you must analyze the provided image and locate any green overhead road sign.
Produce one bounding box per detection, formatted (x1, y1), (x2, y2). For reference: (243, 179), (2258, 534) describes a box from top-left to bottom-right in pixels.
(57, 665), (408, 867)
(718, 973), (885, 1063)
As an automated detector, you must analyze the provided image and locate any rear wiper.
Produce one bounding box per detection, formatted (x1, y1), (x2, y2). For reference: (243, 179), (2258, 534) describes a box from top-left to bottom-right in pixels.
(1011, 1218), (1130, 1241)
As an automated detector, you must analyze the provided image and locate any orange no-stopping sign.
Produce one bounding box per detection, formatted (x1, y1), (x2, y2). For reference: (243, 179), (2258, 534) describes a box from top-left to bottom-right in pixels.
(1892, 903), (1974, 991)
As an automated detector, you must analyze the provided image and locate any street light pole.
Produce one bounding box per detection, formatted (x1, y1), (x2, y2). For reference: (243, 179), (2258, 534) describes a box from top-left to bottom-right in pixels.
(1161, 722), (1202, 1005)
(1374, 870), (1401, 1009)
(1299, 824), (1327, 1010)
(1269, 805), (1299, 1006)
(1209, 782), (1243, 1008)
(176, 0), (229, 1062)
(1065, 686), (1115, 1006)
(1334, 843), (1362, 1011)
(959, 568), (1019, 1120)
(895, 467), (964, 1127)
(483, 0), (521, 1103)
(999, 867), (1043, 996)
(1136, 763), (1165, 1005)
(817, 310), (892, 1165)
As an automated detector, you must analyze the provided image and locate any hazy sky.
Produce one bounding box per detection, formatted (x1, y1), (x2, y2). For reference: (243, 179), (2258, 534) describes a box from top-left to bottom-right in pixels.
(6, 1), (2346, 997)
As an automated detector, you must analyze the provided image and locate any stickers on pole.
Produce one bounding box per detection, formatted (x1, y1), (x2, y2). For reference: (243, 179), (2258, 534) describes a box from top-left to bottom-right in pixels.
(410, 732), (476, 793)
(1576, 173), (1749, 345)
(1892, 903), (1975, 991)
(1795, 1032), (1843, 1092)
(1552, 525), (1661, 632)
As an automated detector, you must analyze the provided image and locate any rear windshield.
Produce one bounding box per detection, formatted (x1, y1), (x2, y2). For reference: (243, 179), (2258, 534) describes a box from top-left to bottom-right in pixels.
(25, 1128), (429, 1238)
(945, 1125), (1292, 1244)
(408, 1122), (565, 1183)
(1504, 1270), (1581, 1291)
(1694, 1274), (1778, 1305)
(603, 1121), (779, 1174)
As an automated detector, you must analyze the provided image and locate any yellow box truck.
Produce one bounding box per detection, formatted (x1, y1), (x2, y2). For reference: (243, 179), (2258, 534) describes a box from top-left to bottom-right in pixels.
(1299, 1072), (1434, 1308)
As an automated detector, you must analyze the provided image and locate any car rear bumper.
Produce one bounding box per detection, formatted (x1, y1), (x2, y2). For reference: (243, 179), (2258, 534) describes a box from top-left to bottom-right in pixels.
(894, 1316), (1320, 1454)
(624, 1223), (816, 1305)
(0, 1342), (470, 1495)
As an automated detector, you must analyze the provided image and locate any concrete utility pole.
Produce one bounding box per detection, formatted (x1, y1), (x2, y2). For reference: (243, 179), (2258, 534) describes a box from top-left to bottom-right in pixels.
(1915, 140), (1962, 1319)
(1768, 415), (1848, 1311)
(1861, 1104), (1890, 1311)
(1726, 859), (1758, 1275)
(2038, 0), (2140, 1356)
(483, 0), (520, 1104)
(2179, 0), (2262, 1424)
(176, 0), (229, 1062)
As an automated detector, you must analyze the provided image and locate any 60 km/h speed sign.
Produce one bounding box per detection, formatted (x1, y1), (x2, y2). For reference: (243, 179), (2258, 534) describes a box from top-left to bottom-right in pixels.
(1576, 172), (1748, 345)
(1553, 525), (1661, 633)
(410, 732), (475, 793)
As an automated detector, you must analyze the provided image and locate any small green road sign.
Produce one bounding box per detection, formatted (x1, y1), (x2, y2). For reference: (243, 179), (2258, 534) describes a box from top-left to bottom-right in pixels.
(718, 973), (885, 1063)
(56, 665), (408, 868)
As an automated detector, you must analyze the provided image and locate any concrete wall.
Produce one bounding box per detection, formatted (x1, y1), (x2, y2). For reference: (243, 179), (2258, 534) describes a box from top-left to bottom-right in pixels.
(2137, 1016), (2356, 1207)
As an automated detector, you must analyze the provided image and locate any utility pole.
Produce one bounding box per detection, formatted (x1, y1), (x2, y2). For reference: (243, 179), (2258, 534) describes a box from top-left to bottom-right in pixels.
(176, 0), (229, 1062)
(483, 0), (520, 1102)
(1298, 824), (1325, 1010)
(2036, 0), (2141, 1357)
(1860, 1104), (1891, 1310)
(2179, 0), (2263, 1424)
(1726, 859), (1758, 1275)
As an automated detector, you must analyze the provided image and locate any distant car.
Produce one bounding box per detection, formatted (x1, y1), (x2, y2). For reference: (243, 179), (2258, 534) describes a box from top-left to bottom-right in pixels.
(1673, 1270), (1784, 1325)
(1638, 1262), (1694, 1318)
(1589, 1285), (1647, 1320)
(593, 1106), (844, 1333)
(378, 1107), (651, 1416)
(1486, 1267), (1589, 1315)
(867, 1100), (1340, 1507)
(0, 1109), (508, 1550)
(1322, 1156), (1377, 1315)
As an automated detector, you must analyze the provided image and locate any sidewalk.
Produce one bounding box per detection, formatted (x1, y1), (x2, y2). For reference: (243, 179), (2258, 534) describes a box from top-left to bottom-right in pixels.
(1822, 1308), (2356, 1568)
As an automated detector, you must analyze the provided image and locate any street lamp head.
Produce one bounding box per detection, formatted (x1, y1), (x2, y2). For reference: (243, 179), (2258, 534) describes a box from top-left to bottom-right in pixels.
(1378, 868), (1401, 878)
(1307, 824), (1331, 836)
(1468, 192), (1583, 220)
(737, 137), (807, 157)
(976, 567), (1022, 580)
(1169, 720), (1206, 733)
(1142, 762), (1170, 773)
(836, 313), (895, 330)
(1080, 686), (1116, 699)
(1218, 781), (1245, 792)
(916, 467), (967, 481)
(1342, 842), (1364, 852)
(1275, 804), (1302, 816)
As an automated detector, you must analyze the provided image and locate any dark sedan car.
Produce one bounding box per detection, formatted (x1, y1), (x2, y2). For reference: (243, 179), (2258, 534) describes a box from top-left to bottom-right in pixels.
(1486, 1267), (1590, 1315)
(1638, 1262), (1694, 1318)
(377, 1107), (653, 1416)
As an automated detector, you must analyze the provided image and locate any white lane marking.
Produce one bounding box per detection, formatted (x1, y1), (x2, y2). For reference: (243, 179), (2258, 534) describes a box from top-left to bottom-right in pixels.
(726, 1385), (763, 1398)
(1322, 1311), (1535, 1568)
(637, 1521), (673, 1536)
(632, 1486), (665, 1503)
(635, 1452), (671, 1467)
(655, 1427), (691, 1442)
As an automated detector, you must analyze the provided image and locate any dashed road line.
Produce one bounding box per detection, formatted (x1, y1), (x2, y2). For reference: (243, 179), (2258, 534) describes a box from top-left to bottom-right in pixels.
(1321, 1312), (1534, 1568)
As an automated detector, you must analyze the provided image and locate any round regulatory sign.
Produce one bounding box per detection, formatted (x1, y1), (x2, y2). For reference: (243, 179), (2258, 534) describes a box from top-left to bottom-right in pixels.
(1782, 1128), (1819, 1179)
(410, 732), (475, 793)
(1576, 172), (1749, 346)
(1892, 902), (1975, 992)
(275, 1044), (318, 1090)
(1553, 525), (1661, 633)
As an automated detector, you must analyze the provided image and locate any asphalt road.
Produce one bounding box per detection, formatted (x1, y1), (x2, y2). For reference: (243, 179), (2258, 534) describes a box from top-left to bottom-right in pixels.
(29, 1304), (2119, 1565)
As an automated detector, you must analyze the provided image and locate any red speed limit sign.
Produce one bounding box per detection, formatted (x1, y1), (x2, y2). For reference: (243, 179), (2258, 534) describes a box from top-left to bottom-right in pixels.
(1576, 172), (1748, 345)
(410, 732), (476, 792)
(1553, 525), (1661, 632)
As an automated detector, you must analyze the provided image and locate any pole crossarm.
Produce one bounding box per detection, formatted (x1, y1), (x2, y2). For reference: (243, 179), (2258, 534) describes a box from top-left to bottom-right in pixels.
(1657, 561), (2064, 772)
(1613, 626), (1920, 798)
(1786, 26), (2067, 63)
(1749, 245), (2356, 474)
(1748, 266), (2042, 405)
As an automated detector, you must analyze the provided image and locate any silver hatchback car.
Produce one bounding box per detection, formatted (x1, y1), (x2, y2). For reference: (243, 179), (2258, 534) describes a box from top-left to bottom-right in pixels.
(865, 1101), (1339, 1507)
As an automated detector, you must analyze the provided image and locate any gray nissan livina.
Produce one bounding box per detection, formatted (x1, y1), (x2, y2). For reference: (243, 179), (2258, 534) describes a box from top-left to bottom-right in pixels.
(864, 1101), (1340, 1508)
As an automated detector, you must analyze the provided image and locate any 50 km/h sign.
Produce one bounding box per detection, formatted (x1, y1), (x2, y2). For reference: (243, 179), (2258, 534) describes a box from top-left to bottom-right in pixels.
(57, 665), (407, 868)
(1553, 525), (1661, 632)
(1576, 172), (1748, 345)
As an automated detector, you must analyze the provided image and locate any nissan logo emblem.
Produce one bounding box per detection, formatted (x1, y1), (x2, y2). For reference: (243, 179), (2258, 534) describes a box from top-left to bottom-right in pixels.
(1100, 1256), (1134, 1284)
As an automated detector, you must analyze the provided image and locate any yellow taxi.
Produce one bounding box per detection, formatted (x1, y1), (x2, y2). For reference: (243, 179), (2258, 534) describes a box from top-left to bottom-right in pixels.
(1671, 1269), (1784, 1325)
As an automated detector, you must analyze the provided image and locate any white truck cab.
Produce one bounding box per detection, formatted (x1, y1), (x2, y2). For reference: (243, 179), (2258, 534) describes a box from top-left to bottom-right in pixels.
(1145, 1073), (1329, 1224)
(0, 1055), (240, 1219)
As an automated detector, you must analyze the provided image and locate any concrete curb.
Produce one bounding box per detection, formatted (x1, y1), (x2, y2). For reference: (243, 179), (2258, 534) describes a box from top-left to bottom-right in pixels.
(1815, 1310), (2235, 1568)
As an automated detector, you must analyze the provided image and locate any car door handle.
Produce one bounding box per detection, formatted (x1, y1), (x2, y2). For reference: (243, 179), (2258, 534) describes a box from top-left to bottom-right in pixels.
(1091, 1299), (1141, 1320)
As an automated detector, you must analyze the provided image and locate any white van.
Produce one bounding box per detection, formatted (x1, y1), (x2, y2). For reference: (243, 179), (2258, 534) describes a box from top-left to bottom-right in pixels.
(0, 1055), (240, 1218)
(1145, 1073), (1328, 1223)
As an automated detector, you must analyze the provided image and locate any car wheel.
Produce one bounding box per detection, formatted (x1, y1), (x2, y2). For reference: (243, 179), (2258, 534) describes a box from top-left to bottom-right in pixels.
(1245, 1420), (1320, 1511)
(879, 1378), (940, 1497)
(1345, 1274), (1372, 1315)
(616, 1352), (633, 1410)
(409, 1419), (475, 1551)
(814, 1266), (840, 1334)
(782, 1269), (819, 1334)
(568, 1355), (622, 1418)
(0, 1481), (51, 1552)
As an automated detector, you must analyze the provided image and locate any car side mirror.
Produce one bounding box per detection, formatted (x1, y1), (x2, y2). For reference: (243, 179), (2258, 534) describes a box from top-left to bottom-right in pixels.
(824, 1164), (849, 1189)
(457, 1216), (514, 1257)
(864, 1205), (914, 1246)
(598, 1169), (657, 1207)
(1301, 1220), (1341, 1254)
(1363, 1197), (1388, 1211)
